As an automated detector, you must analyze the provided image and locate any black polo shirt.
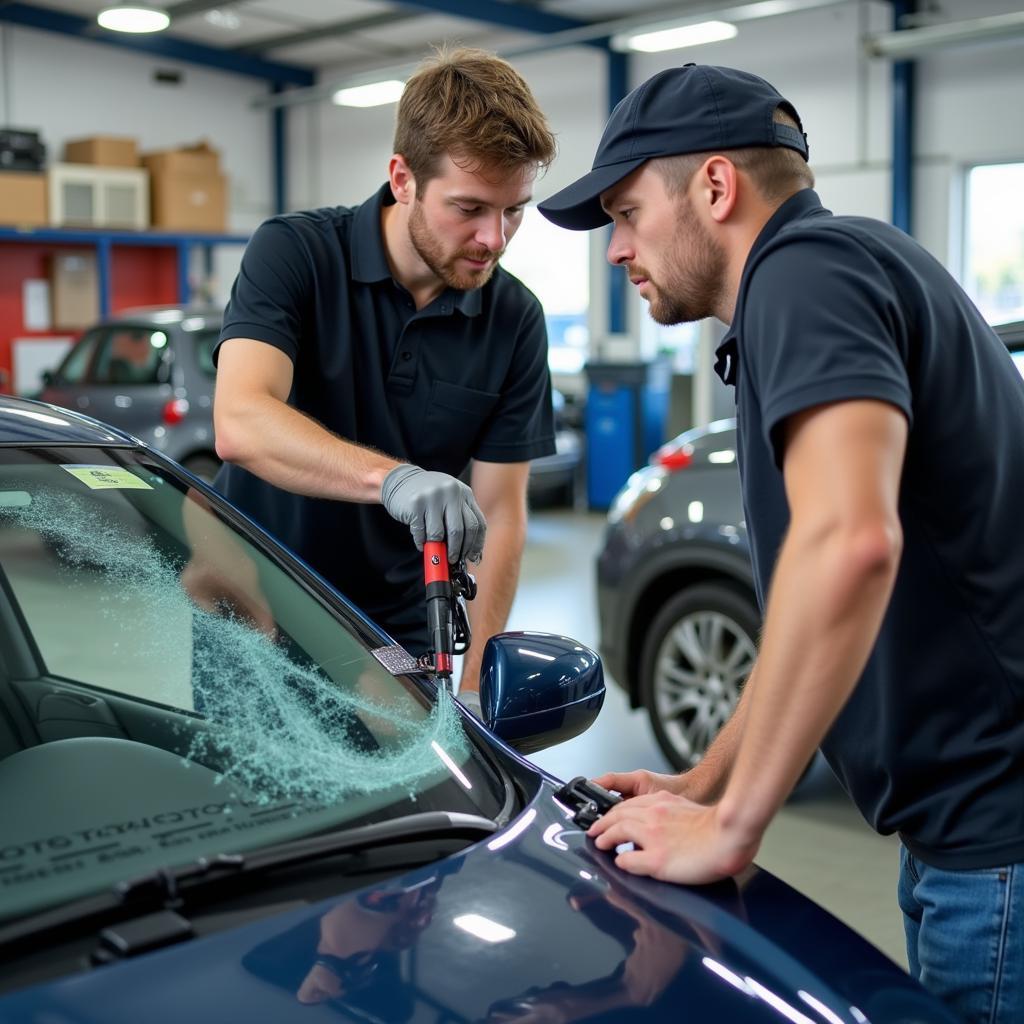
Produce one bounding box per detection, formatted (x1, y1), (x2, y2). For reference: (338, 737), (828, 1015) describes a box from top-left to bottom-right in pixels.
(214, 184), (554, 647)
(717, 188), (1024, 870)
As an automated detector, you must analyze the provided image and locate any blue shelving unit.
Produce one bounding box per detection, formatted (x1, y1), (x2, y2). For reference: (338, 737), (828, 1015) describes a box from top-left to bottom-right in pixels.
(0, 226), (250, 316)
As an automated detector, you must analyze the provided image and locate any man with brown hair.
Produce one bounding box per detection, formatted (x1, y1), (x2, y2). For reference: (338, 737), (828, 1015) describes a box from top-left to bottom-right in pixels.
(541, 64), (1023, 1024)
(212, 49), (557, 707)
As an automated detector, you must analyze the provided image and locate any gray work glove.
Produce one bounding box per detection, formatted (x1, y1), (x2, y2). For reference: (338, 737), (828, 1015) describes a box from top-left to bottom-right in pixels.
(380, 464), (486, 563)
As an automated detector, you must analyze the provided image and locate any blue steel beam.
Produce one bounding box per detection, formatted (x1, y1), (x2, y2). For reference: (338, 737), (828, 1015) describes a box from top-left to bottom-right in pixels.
(272, 84), (287, 215)
(891, 0), (916, 235)
(607, 51), (630, 334)
(394, 0), (610, 49)
(0, 3), (315, 86)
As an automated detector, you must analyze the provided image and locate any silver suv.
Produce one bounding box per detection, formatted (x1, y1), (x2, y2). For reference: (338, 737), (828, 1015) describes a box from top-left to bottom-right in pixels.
(40, 306), (220, 480)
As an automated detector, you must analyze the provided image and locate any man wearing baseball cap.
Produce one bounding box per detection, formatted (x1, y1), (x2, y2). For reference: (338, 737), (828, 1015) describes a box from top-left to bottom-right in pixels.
(541, 64), (1024, 1024)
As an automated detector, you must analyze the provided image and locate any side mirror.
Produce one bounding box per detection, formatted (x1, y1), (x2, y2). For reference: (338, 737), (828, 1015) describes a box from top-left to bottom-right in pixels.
(478, 632), (605, 754)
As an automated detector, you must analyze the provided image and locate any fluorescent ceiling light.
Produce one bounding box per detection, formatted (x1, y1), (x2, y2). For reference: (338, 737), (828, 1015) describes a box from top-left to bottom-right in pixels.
(97, 5), (170, 33)
(204, 9), (241, 31)
(453, 914), (516, 943)
(617, 19), (738, 53)
(332, 80), (406, 108)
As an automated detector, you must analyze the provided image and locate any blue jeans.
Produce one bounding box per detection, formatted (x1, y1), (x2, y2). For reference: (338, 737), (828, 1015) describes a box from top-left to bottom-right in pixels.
(899, 845), (1024, 1024)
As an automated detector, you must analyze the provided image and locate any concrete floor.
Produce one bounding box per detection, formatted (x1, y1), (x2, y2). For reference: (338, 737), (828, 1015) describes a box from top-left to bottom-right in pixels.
(507, 506), (908, 968)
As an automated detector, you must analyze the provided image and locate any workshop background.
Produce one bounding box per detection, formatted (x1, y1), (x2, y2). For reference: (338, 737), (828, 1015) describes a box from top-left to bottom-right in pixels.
(2, 0), (1024, 968)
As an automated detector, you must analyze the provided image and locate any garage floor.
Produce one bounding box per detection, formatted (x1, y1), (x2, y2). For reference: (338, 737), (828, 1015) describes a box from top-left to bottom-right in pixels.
(505, 507), (908, 969)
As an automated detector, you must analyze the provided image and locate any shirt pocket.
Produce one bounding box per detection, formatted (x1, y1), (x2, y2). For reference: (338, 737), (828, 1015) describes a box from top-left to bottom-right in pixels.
(417, 380), (501, 472)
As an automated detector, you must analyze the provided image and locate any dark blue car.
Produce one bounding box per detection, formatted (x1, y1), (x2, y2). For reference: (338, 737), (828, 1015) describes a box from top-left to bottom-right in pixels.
(0, 396), (955, 1023)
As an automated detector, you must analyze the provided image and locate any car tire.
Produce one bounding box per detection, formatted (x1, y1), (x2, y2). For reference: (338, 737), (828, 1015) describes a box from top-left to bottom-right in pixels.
(181, 453), (221, 483)
(639, 581), (759, 772)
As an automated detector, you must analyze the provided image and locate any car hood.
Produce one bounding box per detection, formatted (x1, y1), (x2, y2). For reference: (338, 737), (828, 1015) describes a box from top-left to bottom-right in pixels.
(0, 780), (950, 1023)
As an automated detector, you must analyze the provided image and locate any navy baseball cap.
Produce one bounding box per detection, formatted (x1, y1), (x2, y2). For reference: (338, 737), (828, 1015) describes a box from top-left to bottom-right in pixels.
(538, 64), (808, 231)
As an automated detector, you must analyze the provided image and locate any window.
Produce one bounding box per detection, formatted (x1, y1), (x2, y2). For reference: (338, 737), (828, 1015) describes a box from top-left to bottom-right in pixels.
(53, 329), (102, 385)
(193, 328), (220, 378)
(640, 318), (701, 373)
(963, 161), (1024, 326)
(501, 206), (590, 373)
(91, 326), (170, 385)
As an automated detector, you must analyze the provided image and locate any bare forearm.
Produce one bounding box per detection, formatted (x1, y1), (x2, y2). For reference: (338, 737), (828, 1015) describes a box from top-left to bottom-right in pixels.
(216, 393), (399, 502)
(681, 666), (757, 803)
(460, 516), (527, 689)
(717, 523), (899, 844)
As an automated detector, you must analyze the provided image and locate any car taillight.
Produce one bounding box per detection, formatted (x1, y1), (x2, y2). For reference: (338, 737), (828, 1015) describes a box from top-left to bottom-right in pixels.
(162, 398), (189, 425)
(653, 442), (693, 471)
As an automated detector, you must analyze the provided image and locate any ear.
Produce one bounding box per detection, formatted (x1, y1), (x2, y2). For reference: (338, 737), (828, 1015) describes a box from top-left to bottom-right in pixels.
(700, 156), (739, 225)
(389, 154), (416, 206)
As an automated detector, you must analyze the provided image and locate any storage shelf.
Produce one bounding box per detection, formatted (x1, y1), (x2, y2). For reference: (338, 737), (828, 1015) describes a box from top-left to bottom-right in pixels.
(0, 226), (249, 246)
(0, 225), (249, 315)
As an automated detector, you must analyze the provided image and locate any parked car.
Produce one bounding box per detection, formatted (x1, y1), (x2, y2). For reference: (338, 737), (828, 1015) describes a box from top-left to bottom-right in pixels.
(598, 418), (751, 771)
(39, 306), (221, 480)
(527, 386), (584, 507)
(598, 319), (1024, 772)
(39, 305), (583, 499)
(0, 396), (955, 1022)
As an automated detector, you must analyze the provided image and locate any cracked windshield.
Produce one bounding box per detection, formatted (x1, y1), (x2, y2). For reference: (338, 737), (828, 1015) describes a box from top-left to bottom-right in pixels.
(0, 447), (502, 922)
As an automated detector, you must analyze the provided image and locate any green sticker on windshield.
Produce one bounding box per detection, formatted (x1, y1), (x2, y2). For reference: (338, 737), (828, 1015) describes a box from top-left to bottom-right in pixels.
(61, 465), (152, 490)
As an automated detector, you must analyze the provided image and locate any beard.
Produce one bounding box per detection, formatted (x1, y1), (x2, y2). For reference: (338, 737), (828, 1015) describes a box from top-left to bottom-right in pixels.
(636, 198), (727, 325)
(408, 201), (502, 292)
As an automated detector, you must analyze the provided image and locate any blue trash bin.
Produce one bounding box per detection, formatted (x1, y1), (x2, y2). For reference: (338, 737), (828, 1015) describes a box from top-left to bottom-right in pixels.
(584, 360), (670, 509)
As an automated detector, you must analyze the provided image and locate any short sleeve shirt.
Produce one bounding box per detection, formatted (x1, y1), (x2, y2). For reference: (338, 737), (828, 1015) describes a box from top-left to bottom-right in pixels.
(214, 184), (554, 634)
(718, 189), (1024, 869)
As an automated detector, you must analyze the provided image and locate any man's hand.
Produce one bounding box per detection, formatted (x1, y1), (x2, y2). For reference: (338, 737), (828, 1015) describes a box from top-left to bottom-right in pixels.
(587, 792), (760, 885)
(592, 770), (686, 800)
(380, 465), (486, 563)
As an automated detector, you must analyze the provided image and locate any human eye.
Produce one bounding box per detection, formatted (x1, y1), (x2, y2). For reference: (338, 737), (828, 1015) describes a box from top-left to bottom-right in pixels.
(619, 207), (636, 222)
(455, 204), (481, 216)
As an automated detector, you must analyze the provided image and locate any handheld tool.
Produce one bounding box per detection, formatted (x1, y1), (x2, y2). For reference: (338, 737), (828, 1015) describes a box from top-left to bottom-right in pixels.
(555, 777), (623, 829)
(420, 540), (477, 690)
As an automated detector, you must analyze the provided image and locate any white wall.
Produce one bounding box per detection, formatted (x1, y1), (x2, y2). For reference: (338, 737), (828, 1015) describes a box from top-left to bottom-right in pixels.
(4, 3), (1023, 311)
(293, 45), (608, 210)
(0, 23), (275, 232)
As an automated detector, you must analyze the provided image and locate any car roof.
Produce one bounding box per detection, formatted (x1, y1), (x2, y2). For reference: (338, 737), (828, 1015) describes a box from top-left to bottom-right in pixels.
(0, 396), (138, 446)
(995, 319), (1024, 350)
(102, 305), (222, 327)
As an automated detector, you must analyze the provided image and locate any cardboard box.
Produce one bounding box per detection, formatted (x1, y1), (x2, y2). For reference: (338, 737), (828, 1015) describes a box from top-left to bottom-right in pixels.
(0, 171), (47, 227)
(64, 135), (138, 168)
(50, 250), (99, 330)
(141, 140), (220, 177)
(149, 170), (227, 232)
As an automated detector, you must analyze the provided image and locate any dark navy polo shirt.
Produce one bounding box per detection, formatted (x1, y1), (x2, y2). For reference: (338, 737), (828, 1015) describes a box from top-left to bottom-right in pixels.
(717, 189), (1024, 869)
(214, 183), (554, 646)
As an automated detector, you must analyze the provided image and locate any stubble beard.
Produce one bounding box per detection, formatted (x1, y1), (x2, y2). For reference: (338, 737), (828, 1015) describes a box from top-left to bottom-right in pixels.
(642, 198), (727, 326)
(408, 201), (501, 292)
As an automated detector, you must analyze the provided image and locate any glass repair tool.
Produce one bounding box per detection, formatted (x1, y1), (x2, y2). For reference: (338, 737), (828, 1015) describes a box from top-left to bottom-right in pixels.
(419, 540), (477, 691)
(555, 777), (623, 829)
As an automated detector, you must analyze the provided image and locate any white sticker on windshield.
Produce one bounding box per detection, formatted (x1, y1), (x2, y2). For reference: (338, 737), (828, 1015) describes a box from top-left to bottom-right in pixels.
(61, 465), (153, 490)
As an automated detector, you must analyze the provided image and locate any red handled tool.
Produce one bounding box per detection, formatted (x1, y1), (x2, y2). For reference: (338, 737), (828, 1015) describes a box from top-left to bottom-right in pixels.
(421, 540), (476, 688)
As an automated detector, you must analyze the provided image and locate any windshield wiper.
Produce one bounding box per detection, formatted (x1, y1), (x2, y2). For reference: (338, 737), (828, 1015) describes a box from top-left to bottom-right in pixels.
(0, 811), (497, 959)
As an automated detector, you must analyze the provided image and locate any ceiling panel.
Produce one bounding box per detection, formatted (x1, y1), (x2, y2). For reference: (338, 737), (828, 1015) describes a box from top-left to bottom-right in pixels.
(11, 0), (779, 74)
(347, 13), (524, 49)
(273, 26), (531, 70)
(268, 35), (414, 66)
(244, 0), (392, 23)
(163, 9), (310, 48)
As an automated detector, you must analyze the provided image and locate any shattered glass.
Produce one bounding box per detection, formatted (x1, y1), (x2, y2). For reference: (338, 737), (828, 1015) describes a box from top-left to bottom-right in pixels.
(0, 479), (469, 806)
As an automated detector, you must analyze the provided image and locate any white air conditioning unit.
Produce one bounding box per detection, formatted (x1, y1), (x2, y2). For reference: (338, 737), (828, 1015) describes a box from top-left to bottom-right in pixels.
(48, 163), (149, 230)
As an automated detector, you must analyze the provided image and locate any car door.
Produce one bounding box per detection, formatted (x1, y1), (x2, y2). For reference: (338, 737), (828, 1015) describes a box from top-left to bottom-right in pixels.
(81, 323), (175, 438)
(38, 328), (104, 415)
